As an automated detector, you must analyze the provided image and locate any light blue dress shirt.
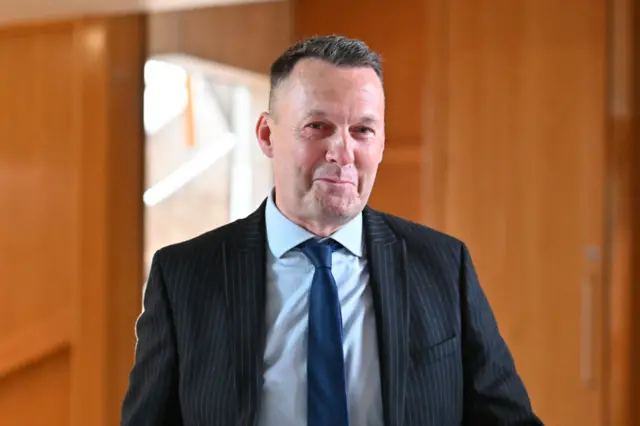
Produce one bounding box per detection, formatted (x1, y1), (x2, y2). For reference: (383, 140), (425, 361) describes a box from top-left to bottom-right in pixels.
(256, 191), (383, 426)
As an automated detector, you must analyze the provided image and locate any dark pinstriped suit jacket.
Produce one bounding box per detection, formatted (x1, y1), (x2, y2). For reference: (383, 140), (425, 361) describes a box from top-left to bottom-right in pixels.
(120, 202), (543, 426)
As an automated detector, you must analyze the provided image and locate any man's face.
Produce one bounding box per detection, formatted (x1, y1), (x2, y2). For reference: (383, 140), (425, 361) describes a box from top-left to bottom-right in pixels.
(256, 58), (385, 229)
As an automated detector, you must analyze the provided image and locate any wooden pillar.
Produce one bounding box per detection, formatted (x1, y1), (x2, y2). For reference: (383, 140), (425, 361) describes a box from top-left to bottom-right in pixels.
(608, 0), (640, 424)
(73, 15), (146, 426)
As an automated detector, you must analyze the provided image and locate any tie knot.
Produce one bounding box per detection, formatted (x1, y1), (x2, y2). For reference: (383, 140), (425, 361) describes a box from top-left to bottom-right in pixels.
(299, 239), (340, 269)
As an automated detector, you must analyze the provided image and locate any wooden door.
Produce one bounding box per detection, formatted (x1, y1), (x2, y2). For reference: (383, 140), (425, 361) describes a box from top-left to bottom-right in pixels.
(425, 0), (608, 425)
(0, 15), (144, 426)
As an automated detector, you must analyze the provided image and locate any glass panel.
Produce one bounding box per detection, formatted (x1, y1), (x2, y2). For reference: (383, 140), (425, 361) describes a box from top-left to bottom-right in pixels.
(142, 58), (271, 279)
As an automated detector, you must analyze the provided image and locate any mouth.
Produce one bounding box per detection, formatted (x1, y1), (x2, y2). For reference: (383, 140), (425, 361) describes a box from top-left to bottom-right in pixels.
(315, 178), (355, 186)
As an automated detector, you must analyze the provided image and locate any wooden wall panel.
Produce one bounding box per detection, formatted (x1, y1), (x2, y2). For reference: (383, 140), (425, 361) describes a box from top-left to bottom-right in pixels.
(0, 22), (78, 426)
(373, 162), (422, 221)
(0, 350), (70, 426)
(0, 23), (77, 390)
(148, 1), (291, 74)
(0, 14), (145, 426)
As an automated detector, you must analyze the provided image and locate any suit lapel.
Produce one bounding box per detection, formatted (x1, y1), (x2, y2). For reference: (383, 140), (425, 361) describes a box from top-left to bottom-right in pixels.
(223, 203), (267, 426)
(363, 207), (410, 426)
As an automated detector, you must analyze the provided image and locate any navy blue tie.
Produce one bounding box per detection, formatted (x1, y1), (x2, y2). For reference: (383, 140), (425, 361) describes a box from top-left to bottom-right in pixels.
(300, 239), (350, 426)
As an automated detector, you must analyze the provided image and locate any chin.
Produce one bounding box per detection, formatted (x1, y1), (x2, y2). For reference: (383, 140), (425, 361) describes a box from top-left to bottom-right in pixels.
(313, 192), (360, 220)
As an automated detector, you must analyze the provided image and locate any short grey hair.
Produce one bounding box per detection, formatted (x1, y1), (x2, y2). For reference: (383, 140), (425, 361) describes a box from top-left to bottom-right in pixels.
(268, 35), (383, 110)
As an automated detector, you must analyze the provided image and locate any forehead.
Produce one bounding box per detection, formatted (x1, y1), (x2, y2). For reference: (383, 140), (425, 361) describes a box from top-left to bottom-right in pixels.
(278, 59), (384, 118)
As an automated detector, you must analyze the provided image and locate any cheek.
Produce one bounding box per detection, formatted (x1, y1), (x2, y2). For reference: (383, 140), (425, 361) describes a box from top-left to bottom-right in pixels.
(296, 141), (327, 169)
(355, 147), (383, 172)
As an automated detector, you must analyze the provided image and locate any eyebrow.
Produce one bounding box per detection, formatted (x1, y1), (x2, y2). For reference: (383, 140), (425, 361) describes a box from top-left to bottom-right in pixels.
(302, 109), (381, 124)
(301, 109), (328, 121)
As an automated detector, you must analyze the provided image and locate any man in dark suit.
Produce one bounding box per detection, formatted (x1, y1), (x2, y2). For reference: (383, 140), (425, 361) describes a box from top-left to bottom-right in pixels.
(120, 35), (543, 426)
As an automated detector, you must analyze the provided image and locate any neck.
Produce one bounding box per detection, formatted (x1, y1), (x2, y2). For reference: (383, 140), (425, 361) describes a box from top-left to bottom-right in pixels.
(280, 204), (347, 237)
(292, 219), (344, 238)
(273, 199), (349, 238)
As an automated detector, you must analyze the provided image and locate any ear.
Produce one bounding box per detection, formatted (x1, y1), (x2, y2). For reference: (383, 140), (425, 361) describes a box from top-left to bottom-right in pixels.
(256, 112), (275, 158)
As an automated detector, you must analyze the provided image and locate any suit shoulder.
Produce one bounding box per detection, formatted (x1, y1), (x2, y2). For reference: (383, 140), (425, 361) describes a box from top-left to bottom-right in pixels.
(380, 212), (464, 251)
(154, 218), (244, 262)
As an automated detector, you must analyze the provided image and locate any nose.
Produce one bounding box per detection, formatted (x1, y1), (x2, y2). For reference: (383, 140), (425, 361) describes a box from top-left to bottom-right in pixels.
(325, 132), (355, 166)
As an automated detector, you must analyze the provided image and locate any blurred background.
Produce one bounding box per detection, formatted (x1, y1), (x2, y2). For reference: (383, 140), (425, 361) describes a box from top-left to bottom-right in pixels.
(0, 0), (638, 425)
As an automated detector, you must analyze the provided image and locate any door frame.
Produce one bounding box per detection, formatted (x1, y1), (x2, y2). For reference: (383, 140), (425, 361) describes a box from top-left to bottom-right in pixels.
(606, 0), (640, 424)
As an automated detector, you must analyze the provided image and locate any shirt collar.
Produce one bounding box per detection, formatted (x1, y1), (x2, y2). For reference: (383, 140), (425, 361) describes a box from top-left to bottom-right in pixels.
(265, 189), (364, 258)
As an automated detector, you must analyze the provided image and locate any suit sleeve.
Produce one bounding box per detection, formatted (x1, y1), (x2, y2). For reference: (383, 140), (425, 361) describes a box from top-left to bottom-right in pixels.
(459, 243), (544, 426)
(120, 250), (183, 426)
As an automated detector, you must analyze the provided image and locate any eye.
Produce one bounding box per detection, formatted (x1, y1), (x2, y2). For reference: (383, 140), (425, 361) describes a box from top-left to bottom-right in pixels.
(353, 126), (374, 135)
(306, 122), (326, 130)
